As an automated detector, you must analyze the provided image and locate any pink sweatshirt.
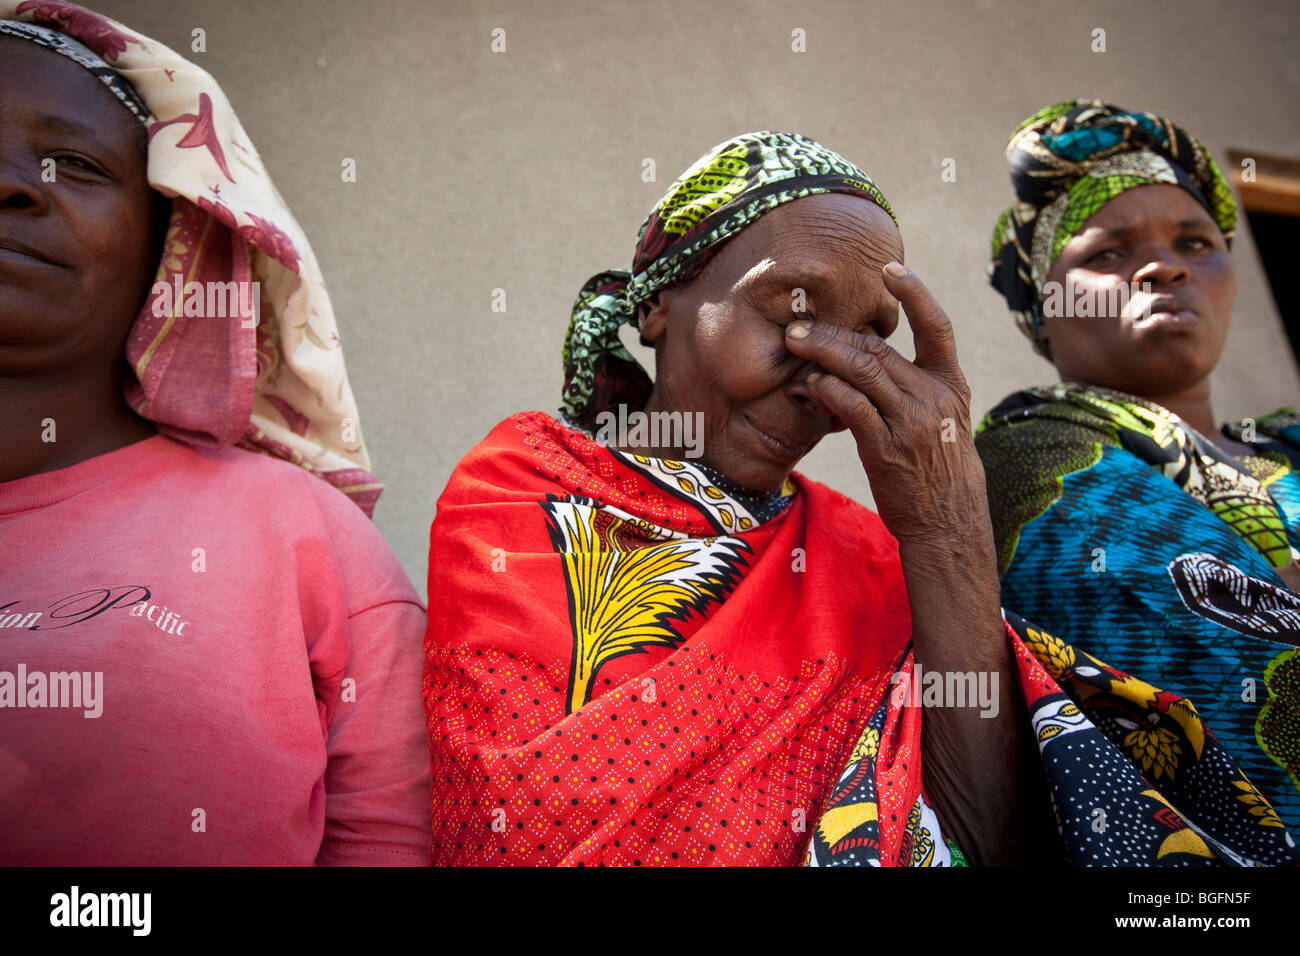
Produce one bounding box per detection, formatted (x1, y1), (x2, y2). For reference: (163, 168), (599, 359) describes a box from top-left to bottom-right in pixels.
(0, 435), (431, 865)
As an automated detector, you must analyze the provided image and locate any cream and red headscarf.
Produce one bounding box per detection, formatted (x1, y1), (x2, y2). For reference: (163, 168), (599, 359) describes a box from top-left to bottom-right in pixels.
(1, 1), (382, 515)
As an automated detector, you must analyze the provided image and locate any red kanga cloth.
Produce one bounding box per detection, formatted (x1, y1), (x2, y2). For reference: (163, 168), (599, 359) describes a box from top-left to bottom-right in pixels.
(427, 413), (1300, 867)
(424, 411), (922, 865)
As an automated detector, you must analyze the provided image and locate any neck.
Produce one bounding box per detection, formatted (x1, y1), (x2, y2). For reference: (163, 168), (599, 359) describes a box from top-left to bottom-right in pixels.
(630, 388), (683, 455)
(602, 386), (690, 459)
(626, 388), (787, 495)
(1134, 378), (1217, 437)
(0, 364), (157, 482)
(1128, 377), (1260, 459)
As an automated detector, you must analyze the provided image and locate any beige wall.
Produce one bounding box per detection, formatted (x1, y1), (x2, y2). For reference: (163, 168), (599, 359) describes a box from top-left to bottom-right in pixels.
(93, 0), (1300, 595)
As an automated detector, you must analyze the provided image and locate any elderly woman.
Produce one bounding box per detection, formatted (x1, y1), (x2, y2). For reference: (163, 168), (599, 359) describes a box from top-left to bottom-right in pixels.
(425, 131), (1296, 866)
(0, 3), (428, 864)
(981, 100), (1300, 833)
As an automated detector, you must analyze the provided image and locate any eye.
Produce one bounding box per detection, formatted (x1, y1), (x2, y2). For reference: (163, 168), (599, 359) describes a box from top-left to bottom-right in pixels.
(772, 306), (814, 326)
(49, 153), (107, 176)
(1087, 247), (1124, 267)
(1179, 235), (1212, 253)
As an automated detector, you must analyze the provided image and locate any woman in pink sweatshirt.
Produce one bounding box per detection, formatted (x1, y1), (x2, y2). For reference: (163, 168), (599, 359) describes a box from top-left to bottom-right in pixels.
(0, 2), (430, 865)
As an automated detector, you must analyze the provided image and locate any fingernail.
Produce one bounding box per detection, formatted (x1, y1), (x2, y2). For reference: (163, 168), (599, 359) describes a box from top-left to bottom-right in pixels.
(786, 320), (811, 339)
(805, 372), (821, 385)
(883, 261), (908, 278)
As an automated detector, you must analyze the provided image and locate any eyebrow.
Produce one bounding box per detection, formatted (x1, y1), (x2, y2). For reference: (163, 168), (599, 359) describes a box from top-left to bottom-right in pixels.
(28, 112), (128, 164)
(743, 264), (884, 332)
(747, 266), (834, 295)
(1090, 218), (1217, 240)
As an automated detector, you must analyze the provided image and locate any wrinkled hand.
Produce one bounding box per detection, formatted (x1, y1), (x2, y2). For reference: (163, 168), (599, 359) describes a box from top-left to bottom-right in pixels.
(786, 262), (1042, 863)
(784, 261), (989, 548)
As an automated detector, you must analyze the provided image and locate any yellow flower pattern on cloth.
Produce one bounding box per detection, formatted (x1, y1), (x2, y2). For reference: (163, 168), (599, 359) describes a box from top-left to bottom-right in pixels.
(1234, 779), (1286, 829)
(1023, 625), (1075, 679)
(1124, 726), (1183, 781)
(850, 726), (880, 763)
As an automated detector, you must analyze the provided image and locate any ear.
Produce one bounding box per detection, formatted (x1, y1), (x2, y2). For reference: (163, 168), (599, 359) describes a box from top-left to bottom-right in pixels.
(639, 292), (671, 344)
(1033, 324), (1054, 362)
(1032, 300), (1054, 362)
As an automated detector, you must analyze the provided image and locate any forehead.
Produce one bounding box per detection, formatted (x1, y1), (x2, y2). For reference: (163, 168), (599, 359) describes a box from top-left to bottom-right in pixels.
(0, 34), (142, 150)
(1079, 183), (1216, 235)
(717, 192), (902, 283)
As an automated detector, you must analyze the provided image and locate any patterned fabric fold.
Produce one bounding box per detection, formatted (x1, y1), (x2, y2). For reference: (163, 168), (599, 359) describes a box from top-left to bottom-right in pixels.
(976, 384), (1300, 832)
(812, 612), (1298, 866)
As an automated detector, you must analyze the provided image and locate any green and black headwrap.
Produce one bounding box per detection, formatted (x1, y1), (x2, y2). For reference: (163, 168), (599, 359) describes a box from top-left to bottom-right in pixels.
(988, 100), (1237, 355)
(560, 130), (895, 429)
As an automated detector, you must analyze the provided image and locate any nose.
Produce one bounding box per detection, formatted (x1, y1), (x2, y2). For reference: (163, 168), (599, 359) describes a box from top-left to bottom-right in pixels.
(870, 304), (900, 341)
(1131, 243), (1189, 289)
(786, 363), (838, 418)
(0, 151), (49, 214)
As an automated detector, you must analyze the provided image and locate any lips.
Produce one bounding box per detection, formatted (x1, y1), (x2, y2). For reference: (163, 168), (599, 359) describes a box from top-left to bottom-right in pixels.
(1133, 296), (1199, 330)
(0, 237), (60, 267)
(1137, 309), (1199, 331)
(742, 413), (815, 460)
(1131, 294), (1197, 325)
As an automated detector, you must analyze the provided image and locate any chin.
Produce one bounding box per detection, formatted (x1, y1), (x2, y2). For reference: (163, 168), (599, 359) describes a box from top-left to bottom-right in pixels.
(743, 471), (790, 494)
(0, 316), (67, 348)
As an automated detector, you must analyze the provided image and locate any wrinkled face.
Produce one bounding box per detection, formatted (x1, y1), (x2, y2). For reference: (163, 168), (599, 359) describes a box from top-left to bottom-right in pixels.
(0, 35), (156, 375)
(641, 192), (904, 492)
(1038, 183), (1236, 397)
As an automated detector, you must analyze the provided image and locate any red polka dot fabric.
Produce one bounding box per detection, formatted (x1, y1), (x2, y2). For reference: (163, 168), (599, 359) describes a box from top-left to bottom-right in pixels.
(424, 412), (913, 865)
(428, 641), (886, 865)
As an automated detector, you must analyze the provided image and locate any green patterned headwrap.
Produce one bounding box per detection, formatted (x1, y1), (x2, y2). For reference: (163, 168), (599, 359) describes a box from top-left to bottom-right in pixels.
(988, 100), (1237, 355)
(560, 131), (895, 429)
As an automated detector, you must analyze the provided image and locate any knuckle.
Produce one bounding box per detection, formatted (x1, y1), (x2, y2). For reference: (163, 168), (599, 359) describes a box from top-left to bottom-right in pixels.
(809, 321), (840, 342)
(845, 396), (874, 422)
(861, 334), (888, 356)
(847, 351), (881, 383)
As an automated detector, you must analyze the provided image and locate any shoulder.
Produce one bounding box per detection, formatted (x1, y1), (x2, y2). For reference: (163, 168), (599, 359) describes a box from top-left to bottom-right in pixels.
(977, 386), (1117, 446)
(176, 440), (421, 609)
(1227, 408), (1300, 468)
(180, 439), (364, 517)
(975, 385), (1122, 485)
(438, 411), (587, 507)
(789, 470), (875, 519)
(973, 388), (1118, 574)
